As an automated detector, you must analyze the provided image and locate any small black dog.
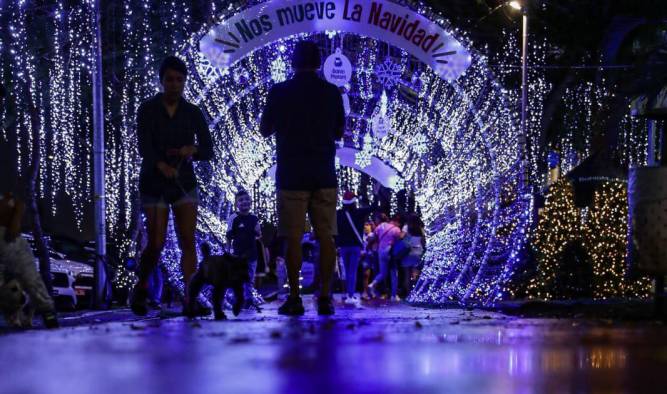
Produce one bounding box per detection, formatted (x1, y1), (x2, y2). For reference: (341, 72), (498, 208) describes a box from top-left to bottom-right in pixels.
(187, 243), (249, 320)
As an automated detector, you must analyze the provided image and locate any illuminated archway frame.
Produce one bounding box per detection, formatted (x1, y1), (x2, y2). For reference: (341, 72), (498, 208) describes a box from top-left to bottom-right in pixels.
(176, 0), (530, 306)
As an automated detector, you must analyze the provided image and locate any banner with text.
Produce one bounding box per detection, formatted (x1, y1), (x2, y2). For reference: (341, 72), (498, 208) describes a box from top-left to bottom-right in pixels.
(200, 0), (472, 82)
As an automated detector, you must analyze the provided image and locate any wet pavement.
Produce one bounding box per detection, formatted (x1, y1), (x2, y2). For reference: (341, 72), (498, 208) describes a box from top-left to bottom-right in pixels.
(2, 296), (667, 394)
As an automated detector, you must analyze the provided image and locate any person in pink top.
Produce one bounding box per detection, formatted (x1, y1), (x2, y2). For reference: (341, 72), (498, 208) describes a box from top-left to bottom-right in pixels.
(368, 213), (403, 301)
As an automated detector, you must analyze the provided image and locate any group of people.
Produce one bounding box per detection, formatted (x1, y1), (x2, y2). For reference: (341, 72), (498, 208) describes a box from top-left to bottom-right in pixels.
(1, 39), (425, 328)
(130, 41), (428, 318)
(126, 37), (434, 315)
(336, 192), (426, 306)
(129, 41), (342, 316)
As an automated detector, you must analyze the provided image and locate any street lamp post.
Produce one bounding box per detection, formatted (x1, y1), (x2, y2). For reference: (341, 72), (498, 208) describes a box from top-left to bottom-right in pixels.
(519, 4), (529, 171)
(508, 1), (529, 189)
(92, 0), (108, 309)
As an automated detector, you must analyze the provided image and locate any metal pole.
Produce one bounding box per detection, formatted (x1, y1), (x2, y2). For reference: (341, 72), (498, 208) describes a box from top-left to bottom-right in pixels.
(92, 0), (107, 309)
(520, 9), (529, 173)
(660, 121), (665, 165)
(648, 119), (657, 166)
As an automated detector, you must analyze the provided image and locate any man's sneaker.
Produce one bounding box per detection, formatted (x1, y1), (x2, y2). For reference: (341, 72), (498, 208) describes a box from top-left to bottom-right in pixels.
(317, 296), (335, 316)
(232, 299), (243, 317)
(182, 300), (212, 318)
(148, 299), (162, 310)
(368, 282), (379, 299)
(344, 295), (360, 306)
(130, 286), (149, 316)
(278, 296), (305, 316)
(42, 311), (59, 329)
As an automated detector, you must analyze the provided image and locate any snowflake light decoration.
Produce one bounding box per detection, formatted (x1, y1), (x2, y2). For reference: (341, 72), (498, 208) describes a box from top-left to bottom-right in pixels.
(389, 176), (405, 191)
(375, 57), (403, 90)
(411, 133), (429, 155)
(258, 176), (275, 195)
(194, 51), (224, 86)
(355, 149), (372, 168)
(270, 57), (287, 83)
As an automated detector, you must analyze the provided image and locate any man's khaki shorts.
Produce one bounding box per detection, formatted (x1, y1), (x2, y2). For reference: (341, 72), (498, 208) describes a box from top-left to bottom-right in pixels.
(277, 189), (338, 238)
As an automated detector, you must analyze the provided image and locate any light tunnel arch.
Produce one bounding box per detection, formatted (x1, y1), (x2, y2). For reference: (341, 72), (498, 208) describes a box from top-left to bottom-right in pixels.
(174, 0), (529, 306)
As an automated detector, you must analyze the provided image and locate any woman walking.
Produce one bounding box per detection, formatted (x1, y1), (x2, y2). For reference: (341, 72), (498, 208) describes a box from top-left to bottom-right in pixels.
(131, 56), (213, 316)
(368, 213), (402, 301)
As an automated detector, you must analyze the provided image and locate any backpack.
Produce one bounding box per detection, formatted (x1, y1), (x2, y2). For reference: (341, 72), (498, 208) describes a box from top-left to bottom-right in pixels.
(390, 235), (412, 263)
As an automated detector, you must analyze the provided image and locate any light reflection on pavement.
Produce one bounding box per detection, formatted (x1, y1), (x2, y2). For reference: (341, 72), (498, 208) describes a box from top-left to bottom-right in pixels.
(2, 296), (666, 394)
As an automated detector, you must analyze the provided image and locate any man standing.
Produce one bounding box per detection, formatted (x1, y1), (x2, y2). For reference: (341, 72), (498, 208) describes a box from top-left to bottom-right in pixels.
(260, 41), (345, 316)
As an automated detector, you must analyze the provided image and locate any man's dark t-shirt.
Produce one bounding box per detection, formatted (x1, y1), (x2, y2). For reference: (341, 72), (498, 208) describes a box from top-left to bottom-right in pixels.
(137, 94), (213, 199)
(260, 72), (345, 191)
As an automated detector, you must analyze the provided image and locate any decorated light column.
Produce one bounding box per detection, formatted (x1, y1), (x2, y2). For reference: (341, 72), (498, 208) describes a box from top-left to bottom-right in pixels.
(92, 0), (108, 308)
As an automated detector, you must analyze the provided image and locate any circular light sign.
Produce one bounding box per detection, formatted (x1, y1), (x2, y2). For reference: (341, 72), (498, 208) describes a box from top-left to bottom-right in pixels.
(323, 48), (352, 87)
